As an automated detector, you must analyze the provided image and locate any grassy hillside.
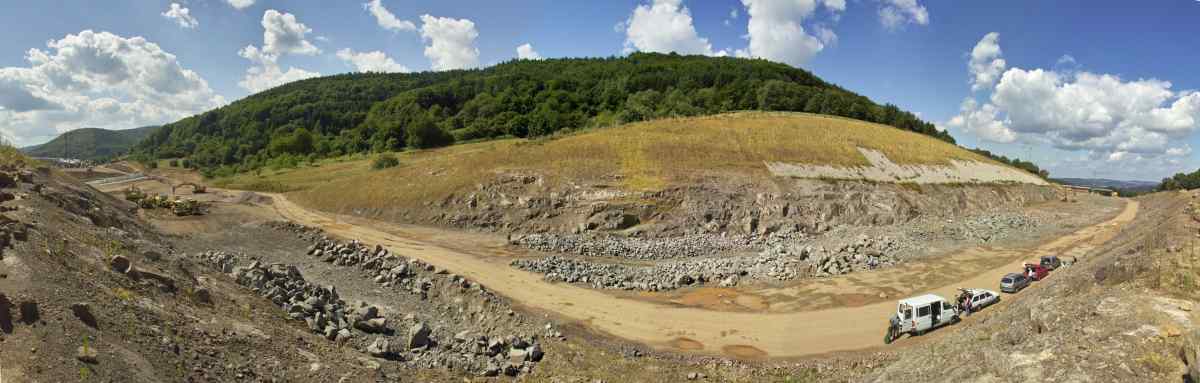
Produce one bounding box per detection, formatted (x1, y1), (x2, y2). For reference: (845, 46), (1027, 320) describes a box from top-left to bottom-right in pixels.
(131, 53), (951, 177)
(216, 112), (997, 212)
(23, 125), (159, 161)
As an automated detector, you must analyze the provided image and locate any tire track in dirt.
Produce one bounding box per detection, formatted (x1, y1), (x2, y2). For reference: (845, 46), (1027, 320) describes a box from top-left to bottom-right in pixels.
(268, 194), (1138, 359)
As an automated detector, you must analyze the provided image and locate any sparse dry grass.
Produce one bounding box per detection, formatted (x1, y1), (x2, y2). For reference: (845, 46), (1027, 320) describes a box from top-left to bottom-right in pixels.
(0, 143), (34, 169)
(217, 112), (1000, 214)
(1135, 350), (1178, 376)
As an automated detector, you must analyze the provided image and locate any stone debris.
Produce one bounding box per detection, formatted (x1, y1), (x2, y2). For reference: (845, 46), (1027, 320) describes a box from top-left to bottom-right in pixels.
(513, 232), (796, 260)
(70, 302), (98, 328)
(197, 224), (551, 377)
(512, 212), (1040, 291)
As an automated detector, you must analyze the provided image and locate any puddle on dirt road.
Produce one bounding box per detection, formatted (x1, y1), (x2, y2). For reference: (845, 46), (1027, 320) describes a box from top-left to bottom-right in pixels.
(722, 344), (768, 359)
(639, 287), (770, 312)
(669, 337), (705, 351)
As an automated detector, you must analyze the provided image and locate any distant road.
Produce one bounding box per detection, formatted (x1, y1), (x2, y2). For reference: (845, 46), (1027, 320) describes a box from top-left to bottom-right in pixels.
(86, 173), (147, 187)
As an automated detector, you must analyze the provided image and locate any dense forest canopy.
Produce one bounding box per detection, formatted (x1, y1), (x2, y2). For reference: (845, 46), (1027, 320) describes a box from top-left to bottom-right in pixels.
(131, 52), (960, 177)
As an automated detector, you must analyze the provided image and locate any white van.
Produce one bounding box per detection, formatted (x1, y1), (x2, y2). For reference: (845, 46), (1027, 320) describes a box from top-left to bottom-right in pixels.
(884, 294), (960, 344)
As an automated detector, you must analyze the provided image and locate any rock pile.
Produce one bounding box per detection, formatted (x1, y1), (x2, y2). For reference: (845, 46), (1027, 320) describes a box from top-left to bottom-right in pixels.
(513, 233), (758, 260)
(512, 233), (911, 291)
(194, 251), (388, 342)
(513, 209), (1042, 291)
(514, 230), (806, 260)
(199, 229), (551, 377)
(264, 221), (324, 242)
(910, 213), (1041, 243)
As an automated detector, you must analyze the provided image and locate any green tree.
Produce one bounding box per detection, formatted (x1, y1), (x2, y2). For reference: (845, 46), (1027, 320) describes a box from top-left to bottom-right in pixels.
(406, 114), (454, 149)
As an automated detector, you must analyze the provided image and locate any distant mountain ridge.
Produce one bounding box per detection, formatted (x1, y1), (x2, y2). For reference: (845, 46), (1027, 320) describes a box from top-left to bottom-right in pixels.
(22, 126), (160, 161)
(1053, 177), (1159, 191)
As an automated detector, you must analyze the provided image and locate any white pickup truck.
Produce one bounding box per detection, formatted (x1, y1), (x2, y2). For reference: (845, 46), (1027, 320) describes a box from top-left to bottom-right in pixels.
(884, 294), (961, 344)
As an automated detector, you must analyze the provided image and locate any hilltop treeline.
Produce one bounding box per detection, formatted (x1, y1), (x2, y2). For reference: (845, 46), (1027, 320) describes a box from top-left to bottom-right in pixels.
(1159, 170), (1200, 191)
(131, 52), (952, 176)
(969, 148), (1049, 178)
(24, 126), (159, 162)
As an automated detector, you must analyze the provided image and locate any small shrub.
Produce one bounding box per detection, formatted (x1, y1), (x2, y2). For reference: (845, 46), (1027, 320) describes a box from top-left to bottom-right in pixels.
(113, 287), (135, 301)
(1136, 351), (1177, 375)
(168, 159), (179, 167)
(371, 153), (400, 170)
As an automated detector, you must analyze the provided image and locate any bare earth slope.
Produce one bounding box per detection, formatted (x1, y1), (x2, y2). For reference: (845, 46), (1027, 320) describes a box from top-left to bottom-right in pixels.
(861, 191), (1200, 382)
(269, 192), (1137, 359)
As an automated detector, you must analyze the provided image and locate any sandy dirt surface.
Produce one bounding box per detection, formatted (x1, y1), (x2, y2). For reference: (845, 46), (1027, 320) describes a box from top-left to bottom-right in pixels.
(266, 192), (1138, 359)
(767, 147), (1049, 185)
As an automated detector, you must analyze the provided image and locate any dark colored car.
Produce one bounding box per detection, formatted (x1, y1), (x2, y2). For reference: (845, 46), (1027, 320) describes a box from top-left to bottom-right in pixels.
(1000, 272), (1031, 293)
(1040, 255), (1062, 270)
(1024, 263), (1049, 281)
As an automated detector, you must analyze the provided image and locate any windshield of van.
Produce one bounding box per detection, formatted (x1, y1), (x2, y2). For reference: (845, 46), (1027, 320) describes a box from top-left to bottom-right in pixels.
(1002, 277), (1012, 283)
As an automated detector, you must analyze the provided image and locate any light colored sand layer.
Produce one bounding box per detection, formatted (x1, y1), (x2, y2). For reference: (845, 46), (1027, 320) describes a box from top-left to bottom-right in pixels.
(766, 147), (1049, 185)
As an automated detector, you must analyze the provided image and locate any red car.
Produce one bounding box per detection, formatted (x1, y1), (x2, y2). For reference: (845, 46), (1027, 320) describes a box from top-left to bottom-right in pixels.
(1023, 263), (1049, 281)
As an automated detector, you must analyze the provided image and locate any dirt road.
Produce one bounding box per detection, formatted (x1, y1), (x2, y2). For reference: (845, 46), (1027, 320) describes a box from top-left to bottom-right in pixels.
(267, 193), (1138, 359)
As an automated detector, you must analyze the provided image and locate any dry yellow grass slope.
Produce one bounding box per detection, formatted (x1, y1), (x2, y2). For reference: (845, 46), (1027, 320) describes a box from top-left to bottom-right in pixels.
(216, 112), (1005, 212)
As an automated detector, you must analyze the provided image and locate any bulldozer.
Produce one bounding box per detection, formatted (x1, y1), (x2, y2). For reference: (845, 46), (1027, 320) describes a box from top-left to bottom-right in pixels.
(124, 186), (147, 203)
(171, 198), (203, 216)
(138, 194), (169, 209)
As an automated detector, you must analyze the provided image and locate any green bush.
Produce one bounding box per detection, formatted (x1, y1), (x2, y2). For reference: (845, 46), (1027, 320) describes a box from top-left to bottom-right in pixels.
(371, 153), (400, 170)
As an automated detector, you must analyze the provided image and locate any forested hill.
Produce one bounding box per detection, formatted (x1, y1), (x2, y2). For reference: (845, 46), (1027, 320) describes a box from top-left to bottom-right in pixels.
(131, 52), (953, 177)
(23, 125), (160, 161)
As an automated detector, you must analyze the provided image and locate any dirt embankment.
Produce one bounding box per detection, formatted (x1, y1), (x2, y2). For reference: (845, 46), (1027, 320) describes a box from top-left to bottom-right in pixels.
(861, 191), (1200, 383)
(0, 166), (494, 382)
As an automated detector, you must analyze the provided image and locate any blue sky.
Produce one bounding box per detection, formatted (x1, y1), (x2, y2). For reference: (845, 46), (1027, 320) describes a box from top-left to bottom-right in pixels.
(1, 0), (1198, 181)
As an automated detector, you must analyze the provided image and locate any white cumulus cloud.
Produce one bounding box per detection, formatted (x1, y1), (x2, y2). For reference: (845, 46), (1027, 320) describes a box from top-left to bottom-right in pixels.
(623, 0), (725, 56)
(0, 30), (224, 146)
(238, 10), (322, 93)
(516, 43), (542, 60)
(226, 0), (254, 10)
(336, 48), (409, 73)
(739, 0), (843, 67)
(968, 32), (1005, 91)
(237, 46), (320, 93)
(950, 34), (1200, 167)
(261, 9), (320, 56)
(419, 15), (479, 71)
(364, 0), (417, 33)
(162, 3), (199, 29)
(878, 0), (928, 30)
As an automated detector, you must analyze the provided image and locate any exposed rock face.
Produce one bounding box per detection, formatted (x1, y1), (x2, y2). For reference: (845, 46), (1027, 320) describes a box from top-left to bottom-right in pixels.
(419, 173), (1054, 246)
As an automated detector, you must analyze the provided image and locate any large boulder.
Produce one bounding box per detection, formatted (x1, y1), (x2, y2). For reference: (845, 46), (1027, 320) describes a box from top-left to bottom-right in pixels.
(366, 338), (399, 359)
(355, 317), (388, 334)
(407, 322), (431, 349)
(1182, 329), (1200, 382)
(109, 255), (132, 274)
